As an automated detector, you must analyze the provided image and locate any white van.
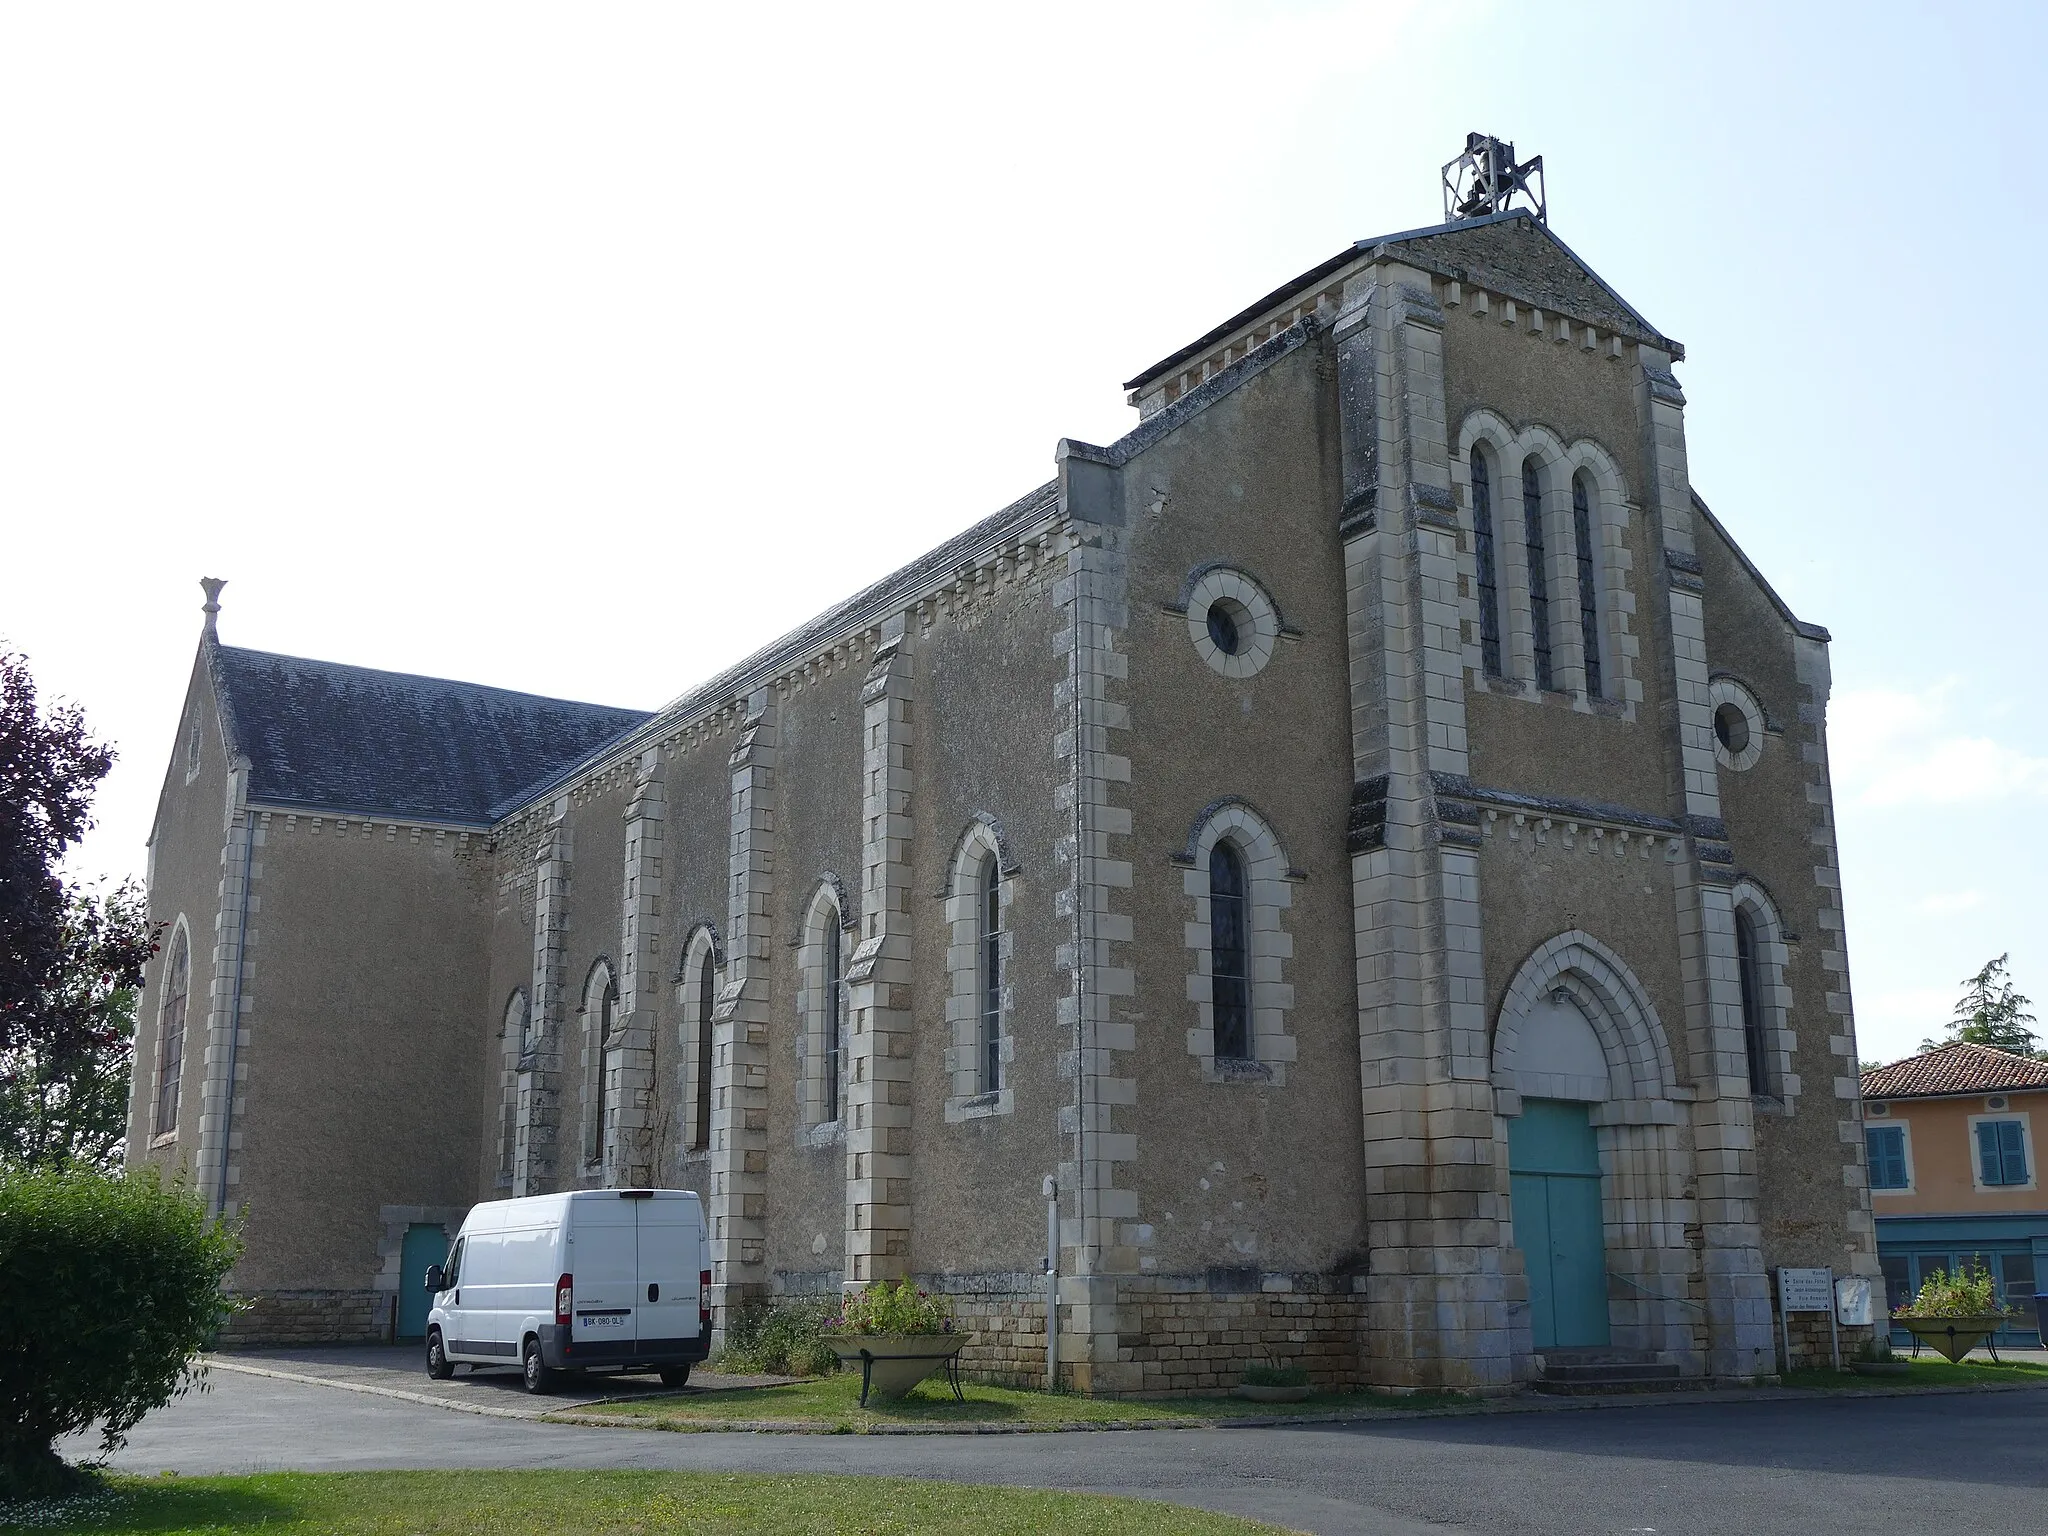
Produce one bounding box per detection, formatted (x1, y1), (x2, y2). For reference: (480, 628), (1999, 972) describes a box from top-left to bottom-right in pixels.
(423, 1188), (711, 1394)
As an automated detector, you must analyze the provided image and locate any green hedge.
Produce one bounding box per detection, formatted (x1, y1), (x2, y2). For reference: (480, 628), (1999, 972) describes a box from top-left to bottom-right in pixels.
(0, 1164), (240, 1498)
(715, 1297), (839, 1377)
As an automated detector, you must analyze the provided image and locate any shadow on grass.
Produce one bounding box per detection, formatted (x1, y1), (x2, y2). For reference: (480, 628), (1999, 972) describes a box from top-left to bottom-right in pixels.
(0, 1476), (300, 1533)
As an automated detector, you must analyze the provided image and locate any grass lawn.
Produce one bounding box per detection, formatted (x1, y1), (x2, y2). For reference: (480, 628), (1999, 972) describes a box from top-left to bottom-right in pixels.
(562, 1371), (1468, 1430)
(0, 1470), (1296, 1534)
(1780, 1356), (2048, 1391)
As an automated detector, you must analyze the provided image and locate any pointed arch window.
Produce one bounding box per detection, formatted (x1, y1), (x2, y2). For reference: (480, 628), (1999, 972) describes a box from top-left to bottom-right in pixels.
(1470, 448), (1503, 677)
(1208, 842), (1251, 1061)
(1572, 472), (1602, 698)
(979, 854), (1003, 1094)
(693, 949), (716, 1150)
(153, 930), (190, 1137)
(585, 968), (618, 1168)
(1522, 457), (1553, 691)
(1734, 906), (1772, 1097)
(823, 904), (843, 1124)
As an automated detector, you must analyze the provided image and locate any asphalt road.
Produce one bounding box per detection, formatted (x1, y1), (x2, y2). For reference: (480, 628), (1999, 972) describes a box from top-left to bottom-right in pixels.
(78, 1368), (2048, 1536)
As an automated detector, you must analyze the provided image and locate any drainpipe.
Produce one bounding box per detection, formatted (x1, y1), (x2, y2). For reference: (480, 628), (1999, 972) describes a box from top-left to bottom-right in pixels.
(214, 779), (254, 1219)
(1043, 1174), (1059, 1388)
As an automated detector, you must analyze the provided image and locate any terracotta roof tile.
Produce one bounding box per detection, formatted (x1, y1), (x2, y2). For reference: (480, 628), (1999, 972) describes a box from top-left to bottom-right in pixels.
(1859, 1041), (2048, 1100)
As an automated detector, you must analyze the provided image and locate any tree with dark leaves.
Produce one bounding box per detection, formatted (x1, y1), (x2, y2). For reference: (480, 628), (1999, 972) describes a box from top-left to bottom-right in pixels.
(1922, 953), (2041, 1059)
(0, 649), (116, 1057)
(0, 883), (157, 1169)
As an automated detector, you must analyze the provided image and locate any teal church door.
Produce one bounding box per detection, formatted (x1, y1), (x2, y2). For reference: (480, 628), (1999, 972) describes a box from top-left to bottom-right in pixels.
(1509, 1100), (1610, 1349)
(397, 1223), (448, 1341)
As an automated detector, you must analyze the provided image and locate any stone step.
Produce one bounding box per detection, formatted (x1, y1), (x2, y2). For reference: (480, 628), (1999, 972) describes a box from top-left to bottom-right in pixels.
(1540, 1361), (1680, 1382)
(1536, 1349), (1666, 1368)
(1531, 1373), (1714, 1396)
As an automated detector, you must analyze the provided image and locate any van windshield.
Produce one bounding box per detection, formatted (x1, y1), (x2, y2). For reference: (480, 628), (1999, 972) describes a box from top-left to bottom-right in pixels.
(443, 1237), (465, 1290)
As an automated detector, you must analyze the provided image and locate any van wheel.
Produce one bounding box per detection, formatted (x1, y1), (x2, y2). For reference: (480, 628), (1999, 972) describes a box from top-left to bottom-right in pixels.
(522, 1338), (556, 1395)
(658, 1365), (691, 1389)
(426, 1329), (453, 1381)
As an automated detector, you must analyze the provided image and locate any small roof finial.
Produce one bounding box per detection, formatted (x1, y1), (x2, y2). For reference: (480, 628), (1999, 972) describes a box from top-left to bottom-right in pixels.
(200, 577), (226, 638)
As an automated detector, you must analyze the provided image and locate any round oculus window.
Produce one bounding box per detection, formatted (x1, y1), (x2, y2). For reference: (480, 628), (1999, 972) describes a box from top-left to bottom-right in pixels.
(1707, 679), (1766, 772)
(1206, 599), (1245, 657)
(1185, 567), (1281, 679)
(1713, 702), (1750, 756)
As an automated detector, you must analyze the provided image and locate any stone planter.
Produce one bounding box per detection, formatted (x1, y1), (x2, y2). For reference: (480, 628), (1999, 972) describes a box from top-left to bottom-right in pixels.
(825, 1333), (966, 1405)
(1234, 1383), (1314, 1403)
(1850, 1360), (1912, 1376)
(1896, 1315), (2005, 1364)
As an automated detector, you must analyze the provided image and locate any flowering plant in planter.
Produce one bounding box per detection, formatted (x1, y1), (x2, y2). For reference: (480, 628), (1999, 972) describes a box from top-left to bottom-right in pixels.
(1892, 1259), (2010, 1363)
(822, 1280), (962, 1404)
(826, 1277), (955, 1336)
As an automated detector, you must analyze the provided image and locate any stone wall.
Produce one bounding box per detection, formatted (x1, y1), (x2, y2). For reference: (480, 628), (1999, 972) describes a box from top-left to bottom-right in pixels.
(1112, 1274), (1367, 1396)
(218, 1288), (389, 1348)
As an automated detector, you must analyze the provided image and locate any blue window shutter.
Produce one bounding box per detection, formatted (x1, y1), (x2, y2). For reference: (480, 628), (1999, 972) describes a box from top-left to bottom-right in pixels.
(2000, 1121), (2028, 1184)
(1979, 1121), (2002, 1185)
(1867, 1126), (1906, 1189)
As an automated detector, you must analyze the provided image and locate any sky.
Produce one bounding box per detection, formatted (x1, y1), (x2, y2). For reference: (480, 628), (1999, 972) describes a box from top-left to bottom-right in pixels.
(2, 1), (2040, 1067)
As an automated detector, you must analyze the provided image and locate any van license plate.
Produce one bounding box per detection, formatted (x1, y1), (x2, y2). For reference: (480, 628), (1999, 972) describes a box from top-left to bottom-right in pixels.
(580, 1315), (627, 1329)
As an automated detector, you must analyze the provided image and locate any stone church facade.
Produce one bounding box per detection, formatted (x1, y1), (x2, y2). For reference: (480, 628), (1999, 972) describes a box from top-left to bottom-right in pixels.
(126, 200), (1880, 1392)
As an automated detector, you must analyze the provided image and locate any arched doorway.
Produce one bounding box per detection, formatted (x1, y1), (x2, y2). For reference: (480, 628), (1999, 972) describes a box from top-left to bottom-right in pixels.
(1510, 1097), (1608, 1348)
(1505, 990), (1610, 1349)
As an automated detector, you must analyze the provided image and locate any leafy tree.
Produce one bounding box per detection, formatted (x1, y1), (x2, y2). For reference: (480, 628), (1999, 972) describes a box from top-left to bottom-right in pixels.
(1921, 954), (2040, 1058)
(0, 649), (116, 1058)
(0, 883), (156, 1170)
(0, 1164), (240, 1496)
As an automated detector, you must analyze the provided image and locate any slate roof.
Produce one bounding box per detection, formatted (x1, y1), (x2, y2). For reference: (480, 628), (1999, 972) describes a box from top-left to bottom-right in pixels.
(209, 645), (651, 826)
(1859, 1042), (2048, 1100)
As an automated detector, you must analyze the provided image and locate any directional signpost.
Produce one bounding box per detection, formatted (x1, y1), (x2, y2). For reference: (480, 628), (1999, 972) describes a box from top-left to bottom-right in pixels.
(1778, 1266), (1840, 1372)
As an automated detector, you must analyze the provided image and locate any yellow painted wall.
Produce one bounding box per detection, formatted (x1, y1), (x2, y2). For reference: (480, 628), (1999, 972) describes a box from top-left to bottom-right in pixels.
(1868, 1089), (2045, 1215)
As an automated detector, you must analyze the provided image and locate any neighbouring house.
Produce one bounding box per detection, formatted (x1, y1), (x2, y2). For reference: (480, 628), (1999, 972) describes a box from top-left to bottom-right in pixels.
(1861, 1042), (2048, 1346)
(124, 143), (1883, 1393)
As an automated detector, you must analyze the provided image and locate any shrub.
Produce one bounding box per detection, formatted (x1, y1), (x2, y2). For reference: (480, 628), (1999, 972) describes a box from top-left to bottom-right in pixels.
(827, 1277), (953, 1336)
(1893, 1259), (2005, 1319)
(0, 1164), (240, 1498)
(715, 1298), (839, 1377)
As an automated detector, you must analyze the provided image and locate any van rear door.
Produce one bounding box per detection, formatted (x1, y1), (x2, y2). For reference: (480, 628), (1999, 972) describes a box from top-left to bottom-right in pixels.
(635, 1194), (704, 1353)
(567, 1194), (638, 1357)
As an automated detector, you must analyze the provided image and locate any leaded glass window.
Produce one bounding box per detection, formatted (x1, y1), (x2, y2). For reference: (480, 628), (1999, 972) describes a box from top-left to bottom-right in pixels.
(1523, 457), (1553, 691)
(694, 950), (716, 1150)
(591, 976), (618, 1166)
(1735, 907), (1771, 1096)
(1470, 448), (1502, 677)
(824, 910), (843, 1123)
(153, 930), (189, 1137)
(1572, 473), (1602, 698)
(1209, 842), (1251, 1061)
(980, 855), (1003, 1094)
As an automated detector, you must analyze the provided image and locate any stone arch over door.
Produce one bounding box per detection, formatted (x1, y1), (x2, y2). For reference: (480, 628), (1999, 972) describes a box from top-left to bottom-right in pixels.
(1493, 930), (1699, 1374)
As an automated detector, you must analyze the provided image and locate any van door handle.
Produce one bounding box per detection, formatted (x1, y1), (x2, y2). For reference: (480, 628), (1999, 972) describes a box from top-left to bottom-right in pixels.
(454, 1290), (461, 1306)
(648, 1283), (659, 1303)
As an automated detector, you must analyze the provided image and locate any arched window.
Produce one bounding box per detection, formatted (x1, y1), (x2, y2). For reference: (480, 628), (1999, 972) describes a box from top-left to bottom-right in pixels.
(823, 903), (843, 1123)
(1522, 457), (1553, 691)
(584, 965), (617, 1168)
(1208, 841), (1251, 1061)
(1734, 906), (1772, 1097)
(979, 854), (1003, 1094)
(506, 990), (531, 1056)
(693, 949), (716, 1149)
(153, 929), (190, 1137)
(1572, 472), (1602, 698)
(1470, 447), (1502, 677)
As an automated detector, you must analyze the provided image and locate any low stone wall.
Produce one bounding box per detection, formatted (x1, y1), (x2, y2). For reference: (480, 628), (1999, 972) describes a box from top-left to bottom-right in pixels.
(917, 1269), (1368, 1395)
(1112, 1272), (1368, 1396)
(216, 1288), (390, 1348)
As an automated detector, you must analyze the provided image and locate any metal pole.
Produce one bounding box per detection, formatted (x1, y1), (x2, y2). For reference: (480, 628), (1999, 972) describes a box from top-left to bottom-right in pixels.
(1043, 1174), (1059, 1390)
(1777, 1270), (1791, 1375)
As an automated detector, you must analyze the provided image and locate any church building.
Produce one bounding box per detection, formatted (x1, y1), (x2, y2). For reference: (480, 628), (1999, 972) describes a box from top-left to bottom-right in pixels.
(126, 144), (1881, 1392)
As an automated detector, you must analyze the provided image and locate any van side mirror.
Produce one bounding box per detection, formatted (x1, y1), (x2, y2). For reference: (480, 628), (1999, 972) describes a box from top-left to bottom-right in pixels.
(424, 1264), (445, 1292)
